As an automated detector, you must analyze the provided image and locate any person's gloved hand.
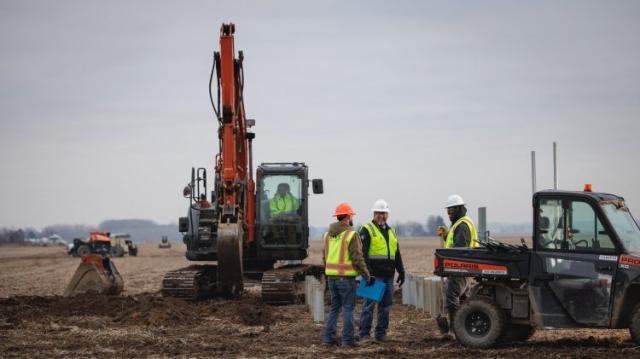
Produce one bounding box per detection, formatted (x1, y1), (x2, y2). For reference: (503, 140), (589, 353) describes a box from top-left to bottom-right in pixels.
(367, 276), (376, 286)
(436, 226), (449, 239)
(396, 272), (405, 287)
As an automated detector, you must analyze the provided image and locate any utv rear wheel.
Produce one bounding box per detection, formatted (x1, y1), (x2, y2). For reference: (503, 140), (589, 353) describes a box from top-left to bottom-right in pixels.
(77, 245), (91, 257)
(453, 298), (507, 349)
(630, 303), (640, 344)
(502, 324), (535, 343)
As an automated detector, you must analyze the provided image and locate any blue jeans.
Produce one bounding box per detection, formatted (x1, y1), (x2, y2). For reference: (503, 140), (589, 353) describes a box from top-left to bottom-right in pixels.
(359, 277), (394, 339)
(323, 277), (357, 345)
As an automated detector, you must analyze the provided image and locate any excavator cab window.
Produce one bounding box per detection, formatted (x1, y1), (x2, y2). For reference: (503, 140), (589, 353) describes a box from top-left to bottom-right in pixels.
(258, 174), (304, 246)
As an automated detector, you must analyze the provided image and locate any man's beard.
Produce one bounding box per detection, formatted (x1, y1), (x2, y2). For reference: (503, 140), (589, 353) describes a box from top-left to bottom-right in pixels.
(349, 220), (354, 227)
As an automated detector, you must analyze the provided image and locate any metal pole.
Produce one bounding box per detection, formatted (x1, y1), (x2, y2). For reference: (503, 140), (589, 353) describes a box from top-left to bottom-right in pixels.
(553, 142), (558, 190)
(531, 151), (537, 195)
(478, 207), (487, 242)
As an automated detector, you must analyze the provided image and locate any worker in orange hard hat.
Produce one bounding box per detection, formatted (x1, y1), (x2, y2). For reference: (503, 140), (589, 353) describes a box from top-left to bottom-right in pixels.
(322, 202), (372, 347)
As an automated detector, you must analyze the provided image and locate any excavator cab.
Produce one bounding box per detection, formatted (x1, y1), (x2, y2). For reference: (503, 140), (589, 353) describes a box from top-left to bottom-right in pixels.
(255, 162), (322, 261)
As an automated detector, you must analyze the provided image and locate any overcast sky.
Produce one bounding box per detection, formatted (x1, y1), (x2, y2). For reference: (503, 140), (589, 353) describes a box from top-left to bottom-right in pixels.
(1, 1), (639, 229)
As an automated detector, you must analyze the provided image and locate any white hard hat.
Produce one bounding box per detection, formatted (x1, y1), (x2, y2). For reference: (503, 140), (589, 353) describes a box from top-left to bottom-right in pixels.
(445, 194), (466, 208)
(371, 199), (390, 213)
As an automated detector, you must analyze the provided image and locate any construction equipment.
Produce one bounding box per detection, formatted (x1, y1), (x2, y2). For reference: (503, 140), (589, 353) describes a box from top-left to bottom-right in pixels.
(68, 232), (112, 257)
(435, 186), (640, 348)
(68, 232), (137, 257)
(162, 23), (324, 303)
(110, 233), (138, 257)
(159, 235), (172, 249)
(64, 255), (123, 296)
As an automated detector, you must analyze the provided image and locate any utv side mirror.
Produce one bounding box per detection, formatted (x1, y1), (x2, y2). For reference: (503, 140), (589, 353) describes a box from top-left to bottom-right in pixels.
(312, 179), (324, 194)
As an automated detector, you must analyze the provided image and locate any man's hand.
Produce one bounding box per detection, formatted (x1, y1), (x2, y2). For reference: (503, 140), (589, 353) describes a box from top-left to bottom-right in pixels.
(367, 277), (376, 286)
(396, 272), (405, 287)
(436, 226), (449, 239)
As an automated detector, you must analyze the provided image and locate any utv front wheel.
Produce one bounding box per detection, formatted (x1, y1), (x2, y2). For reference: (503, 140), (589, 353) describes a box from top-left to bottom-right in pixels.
(453, 298), (507, 349)
(630, 303), (640, 344)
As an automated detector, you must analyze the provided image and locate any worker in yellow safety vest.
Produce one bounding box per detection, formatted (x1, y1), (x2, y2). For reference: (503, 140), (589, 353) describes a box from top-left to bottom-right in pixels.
(358, 199), (405, 342)
(270, 183), (300, 217)
(322, 202), (372, 347)
(438, 194), (478, 338)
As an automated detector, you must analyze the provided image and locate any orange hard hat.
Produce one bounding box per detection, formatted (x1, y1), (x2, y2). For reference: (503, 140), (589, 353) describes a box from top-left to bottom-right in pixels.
(333, 202), (356, 217)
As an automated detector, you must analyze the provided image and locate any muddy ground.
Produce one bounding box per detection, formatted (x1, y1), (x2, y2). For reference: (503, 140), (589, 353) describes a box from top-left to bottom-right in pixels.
(0, 240), (638, 358)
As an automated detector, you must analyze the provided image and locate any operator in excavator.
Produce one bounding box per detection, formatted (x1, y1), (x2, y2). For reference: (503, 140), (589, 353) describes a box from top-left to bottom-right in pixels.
(358, 199), (405, 342)
(270, 183), (299, 218)
(197, 194), (211, 209)
(322, 202), (372, 347)
(438, 194), (478, 338)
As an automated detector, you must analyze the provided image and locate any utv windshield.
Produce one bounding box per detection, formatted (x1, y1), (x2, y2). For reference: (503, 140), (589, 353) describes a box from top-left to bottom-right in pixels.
(601, 202), (640, 255)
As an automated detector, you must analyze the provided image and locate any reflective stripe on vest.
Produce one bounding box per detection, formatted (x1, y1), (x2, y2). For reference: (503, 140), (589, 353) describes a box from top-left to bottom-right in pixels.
(362, 222), (398, 260)
(324, 230), (357, 276)
(445, 216), (478, 248)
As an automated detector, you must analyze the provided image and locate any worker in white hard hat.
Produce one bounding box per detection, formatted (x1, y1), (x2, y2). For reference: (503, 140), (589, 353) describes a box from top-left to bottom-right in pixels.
(358, 199), (405, 342)
(437, 194), (478, 339)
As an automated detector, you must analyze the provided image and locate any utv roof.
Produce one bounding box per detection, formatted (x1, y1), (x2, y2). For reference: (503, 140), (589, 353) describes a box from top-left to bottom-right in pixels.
(534, 190), (623, 202)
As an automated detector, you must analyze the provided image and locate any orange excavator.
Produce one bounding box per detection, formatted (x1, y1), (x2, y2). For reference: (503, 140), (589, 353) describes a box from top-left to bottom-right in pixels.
(162, 23), (324, 303)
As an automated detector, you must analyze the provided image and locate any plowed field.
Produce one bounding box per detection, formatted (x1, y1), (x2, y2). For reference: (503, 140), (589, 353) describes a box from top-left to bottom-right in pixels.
(0, 240), (636, 358)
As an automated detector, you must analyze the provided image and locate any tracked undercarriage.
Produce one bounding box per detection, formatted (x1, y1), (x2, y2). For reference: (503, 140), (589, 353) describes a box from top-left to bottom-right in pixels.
(162, 263), (323, 304)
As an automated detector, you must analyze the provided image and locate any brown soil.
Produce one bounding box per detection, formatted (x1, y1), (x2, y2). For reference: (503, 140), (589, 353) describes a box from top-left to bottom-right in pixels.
(0, 241), (638, 358)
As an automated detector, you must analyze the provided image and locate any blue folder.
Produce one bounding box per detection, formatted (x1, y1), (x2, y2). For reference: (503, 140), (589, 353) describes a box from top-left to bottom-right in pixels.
(356, 277), (386, 302)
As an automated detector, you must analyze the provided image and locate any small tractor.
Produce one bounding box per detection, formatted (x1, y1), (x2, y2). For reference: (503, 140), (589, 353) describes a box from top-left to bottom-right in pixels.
(110, 233), (138, 257)
(435, 186), (640, 348)
(68, 232), (137, 257)
(159, 236), (172, 249)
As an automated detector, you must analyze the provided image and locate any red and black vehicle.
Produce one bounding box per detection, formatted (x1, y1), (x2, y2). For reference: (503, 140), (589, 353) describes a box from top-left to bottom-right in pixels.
(435, 186), (640, 348)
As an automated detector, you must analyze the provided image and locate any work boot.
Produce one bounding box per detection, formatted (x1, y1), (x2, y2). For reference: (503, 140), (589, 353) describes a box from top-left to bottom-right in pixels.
(374, 335), (387, 342)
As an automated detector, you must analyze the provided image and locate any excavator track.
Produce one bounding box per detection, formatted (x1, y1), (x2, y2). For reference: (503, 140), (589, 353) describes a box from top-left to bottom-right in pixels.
(261, 264), (324, 305)
(161, 265), (217, 301)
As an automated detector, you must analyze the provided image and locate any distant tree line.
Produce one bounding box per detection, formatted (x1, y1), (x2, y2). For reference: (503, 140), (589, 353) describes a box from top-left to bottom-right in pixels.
(0, 219), (180, 246)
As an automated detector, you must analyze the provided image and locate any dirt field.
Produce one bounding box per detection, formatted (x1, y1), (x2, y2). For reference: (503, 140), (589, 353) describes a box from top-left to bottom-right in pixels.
(0, 239), (637, 358)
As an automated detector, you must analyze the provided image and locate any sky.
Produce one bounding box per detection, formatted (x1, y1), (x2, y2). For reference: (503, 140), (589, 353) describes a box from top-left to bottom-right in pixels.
(1, 1), (639, 229)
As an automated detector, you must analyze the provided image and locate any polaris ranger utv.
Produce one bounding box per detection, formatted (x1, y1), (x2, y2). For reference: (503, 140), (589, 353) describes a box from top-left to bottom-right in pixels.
(434, 187), (640, 348)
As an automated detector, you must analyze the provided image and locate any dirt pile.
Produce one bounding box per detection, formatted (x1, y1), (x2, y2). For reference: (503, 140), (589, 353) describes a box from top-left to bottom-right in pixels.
(0, 292), (274, 328)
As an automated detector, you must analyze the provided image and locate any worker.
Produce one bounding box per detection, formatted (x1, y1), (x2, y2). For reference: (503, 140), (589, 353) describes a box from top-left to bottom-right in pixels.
(322, 202), (372, 347)
(270, 183), (299, 217)
(358, 199), (405, 342)
(198, 194), (211, 209)
(440, 194), (478, 338)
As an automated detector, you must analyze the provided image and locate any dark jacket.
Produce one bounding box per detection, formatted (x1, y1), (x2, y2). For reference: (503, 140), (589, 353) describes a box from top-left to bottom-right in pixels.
(323, 221), (371, 281)
(450, 206), (471, 248)
(360, 221), (405, 279)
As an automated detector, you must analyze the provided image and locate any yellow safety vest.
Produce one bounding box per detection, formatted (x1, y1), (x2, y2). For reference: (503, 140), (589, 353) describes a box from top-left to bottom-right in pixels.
(445, 216), (478, 248)
(362, 222), (398, 260)
(324, 230), (357, 277)
(270, 193), (299, 217)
